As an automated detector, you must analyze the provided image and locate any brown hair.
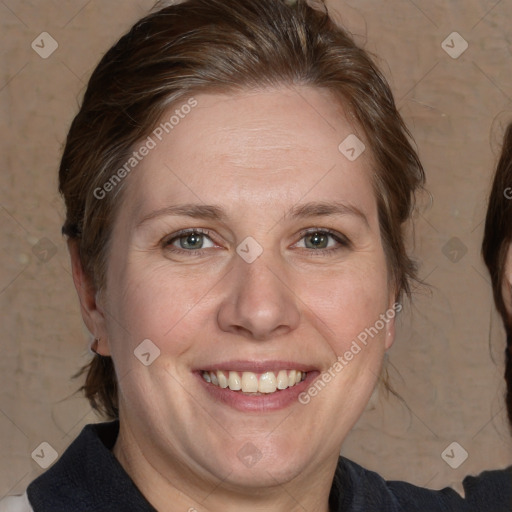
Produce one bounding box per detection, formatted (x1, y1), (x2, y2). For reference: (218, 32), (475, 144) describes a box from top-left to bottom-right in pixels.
(60, 0), (425, 419)
(482, 123), (512, 427)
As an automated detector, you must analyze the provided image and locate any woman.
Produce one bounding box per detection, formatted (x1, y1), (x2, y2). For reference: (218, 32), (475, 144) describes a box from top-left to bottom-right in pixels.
(0, 0), (509, 510)
(483, 123), (512, 430)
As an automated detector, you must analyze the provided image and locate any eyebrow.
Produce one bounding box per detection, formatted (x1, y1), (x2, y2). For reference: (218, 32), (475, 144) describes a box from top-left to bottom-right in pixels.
(136, 201), (369, 227)
(286, 201), (369, 227)
(137, 204), (225, 227)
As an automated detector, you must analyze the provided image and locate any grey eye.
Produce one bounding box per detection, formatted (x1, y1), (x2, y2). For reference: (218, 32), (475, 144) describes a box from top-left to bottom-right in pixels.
(305, 232), (329, 249)
(300, 231), (337, 249)
(172, 232), (214, 250)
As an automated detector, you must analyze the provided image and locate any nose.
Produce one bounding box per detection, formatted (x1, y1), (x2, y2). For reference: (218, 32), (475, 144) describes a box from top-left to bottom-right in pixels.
(216, 256), (300, 341)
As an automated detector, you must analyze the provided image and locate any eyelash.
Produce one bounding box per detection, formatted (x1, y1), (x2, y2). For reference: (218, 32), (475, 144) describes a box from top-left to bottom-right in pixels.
(296, 228), (350, 255)
(162, 228), (215, 257)
(161, 228), (350, 256)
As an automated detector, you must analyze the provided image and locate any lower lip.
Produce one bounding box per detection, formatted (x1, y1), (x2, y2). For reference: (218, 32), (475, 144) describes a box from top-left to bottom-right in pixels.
(196, 371), (320, 412)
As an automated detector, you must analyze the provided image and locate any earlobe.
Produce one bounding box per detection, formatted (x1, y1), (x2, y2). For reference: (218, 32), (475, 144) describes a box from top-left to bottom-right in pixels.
(384, 320), (395, 350)
(384, 293), (398, 350)
(68, 240), (111, 356)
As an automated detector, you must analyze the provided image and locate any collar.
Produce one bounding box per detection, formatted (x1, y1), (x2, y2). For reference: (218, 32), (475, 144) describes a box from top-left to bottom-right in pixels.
(26, 420), (398, 512)
(27, 421), (156, 512)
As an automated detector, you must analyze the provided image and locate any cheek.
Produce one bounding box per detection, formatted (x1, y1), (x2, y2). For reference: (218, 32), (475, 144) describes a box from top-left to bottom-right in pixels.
(298, 260), (391, 355)
(105, 260), (219, 360)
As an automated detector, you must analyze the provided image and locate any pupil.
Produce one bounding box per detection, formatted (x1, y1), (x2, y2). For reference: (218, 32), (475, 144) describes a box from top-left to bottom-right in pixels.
(182, 233), (203, 249)
(308, 232), (327, 249)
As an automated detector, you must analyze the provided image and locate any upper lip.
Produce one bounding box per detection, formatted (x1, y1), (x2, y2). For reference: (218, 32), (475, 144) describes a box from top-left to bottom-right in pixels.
(196, 360), (318, 373)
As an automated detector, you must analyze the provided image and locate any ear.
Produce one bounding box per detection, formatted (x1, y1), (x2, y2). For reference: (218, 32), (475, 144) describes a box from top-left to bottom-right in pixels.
(384, 292), (399, 351)
(68, 240), (111, 356)
(384, 316), (396, 350)
(502, 243), (512, 315)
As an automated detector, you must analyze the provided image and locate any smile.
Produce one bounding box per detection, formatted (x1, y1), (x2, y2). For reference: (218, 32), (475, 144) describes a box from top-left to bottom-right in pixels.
(201, 370), (307, 393)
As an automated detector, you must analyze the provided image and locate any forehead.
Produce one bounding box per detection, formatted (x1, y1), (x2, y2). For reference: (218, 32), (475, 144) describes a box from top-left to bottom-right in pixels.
(123, 86), (377, 220)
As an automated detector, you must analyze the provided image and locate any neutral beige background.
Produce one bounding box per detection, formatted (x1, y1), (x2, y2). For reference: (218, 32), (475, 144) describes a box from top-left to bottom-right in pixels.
(2, 0), (512, 499)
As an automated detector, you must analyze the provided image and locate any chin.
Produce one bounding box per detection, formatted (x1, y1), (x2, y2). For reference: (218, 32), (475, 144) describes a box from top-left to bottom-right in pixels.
(205, 437), (313, 490)
(220, 463), (306, 492)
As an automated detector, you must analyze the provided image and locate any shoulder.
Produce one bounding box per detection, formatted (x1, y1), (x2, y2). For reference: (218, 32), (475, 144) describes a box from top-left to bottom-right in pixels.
(26, 421), (119, 509)
(334, 457), (401, 511)
(0, 492), (33, 512)
(341, 457), (467, 512)
(25, 420), (155, 511)
(388, 464), (512, 512)
(386, 477), (465, 511)
(462, 465), (512, 512)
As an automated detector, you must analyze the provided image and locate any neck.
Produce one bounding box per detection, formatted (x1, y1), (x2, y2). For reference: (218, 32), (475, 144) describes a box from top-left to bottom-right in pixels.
(112, 420), (336, 512)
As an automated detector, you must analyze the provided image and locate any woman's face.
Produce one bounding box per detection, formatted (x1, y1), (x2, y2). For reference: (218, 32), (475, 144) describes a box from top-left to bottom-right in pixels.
(91, 87), (396, 490)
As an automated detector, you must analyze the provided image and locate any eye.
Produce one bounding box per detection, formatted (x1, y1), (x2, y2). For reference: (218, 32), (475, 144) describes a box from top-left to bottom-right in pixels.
(303, 231), (334, 249)
(166, 230), (215, 251)
(295, 229), (348, 251)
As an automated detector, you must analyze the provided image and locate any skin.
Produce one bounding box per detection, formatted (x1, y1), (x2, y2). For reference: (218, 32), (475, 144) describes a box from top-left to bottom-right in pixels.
(71, 86), (397, 512)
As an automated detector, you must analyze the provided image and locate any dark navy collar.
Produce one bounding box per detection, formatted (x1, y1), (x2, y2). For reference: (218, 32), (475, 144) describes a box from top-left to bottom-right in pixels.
(27, 420), (496, 512)
(26, 420), (368, 511)
(27, 421), (157, 512)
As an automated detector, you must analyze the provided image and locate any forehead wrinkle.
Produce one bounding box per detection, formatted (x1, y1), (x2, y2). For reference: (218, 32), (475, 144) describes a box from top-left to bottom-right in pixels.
(207, 125), (313, 171)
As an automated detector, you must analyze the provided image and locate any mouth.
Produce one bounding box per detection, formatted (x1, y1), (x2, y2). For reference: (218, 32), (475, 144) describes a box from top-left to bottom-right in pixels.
(201, 369), (307, 394)
(196, 361), (319, 412)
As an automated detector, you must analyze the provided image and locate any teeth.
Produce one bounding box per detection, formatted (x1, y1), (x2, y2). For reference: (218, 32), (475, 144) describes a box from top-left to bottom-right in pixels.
(276, 370), (288, 389)
(258, 372), (277, 393)
(202, 369), (307, 393)
(217, 371), (228, 388)
(241, 372), (258, 392)
(228, 371), (241, 390)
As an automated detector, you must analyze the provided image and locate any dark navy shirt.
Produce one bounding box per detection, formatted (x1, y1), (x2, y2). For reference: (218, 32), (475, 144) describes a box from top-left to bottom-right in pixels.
(24, 421), (512, 511)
